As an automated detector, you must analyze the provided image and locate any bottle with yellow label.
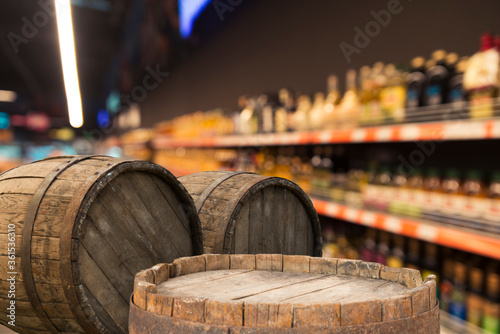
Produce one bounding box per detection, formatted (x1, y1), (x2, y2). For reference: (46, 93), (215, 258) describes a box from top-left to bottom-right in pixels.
(380, 64), (407, 124)
(337, 69), (360, 129)
(359, 65), (373, 126)
(422, 168), (442, 221)
(291, 95), (312, 132)
(467, 256), (485, 327)
(405, 168), (424, 218)
(484, 171), (500, 225)
(387, 235), (405, 268)
(461, 170), (487, 227)
(483, 262), (500, 333)
(440, 169), (462, 224)
(324, 75), (341, 130)
(275, 89), (295, 133)
(309, 92), (326, 131)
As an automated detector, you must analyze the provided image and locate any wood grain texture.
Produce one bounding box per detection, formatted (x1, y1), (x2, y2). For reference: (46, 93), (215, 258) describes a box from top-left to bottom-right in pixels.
(132, 255), (439, 332)
(0, 156), (201, 333)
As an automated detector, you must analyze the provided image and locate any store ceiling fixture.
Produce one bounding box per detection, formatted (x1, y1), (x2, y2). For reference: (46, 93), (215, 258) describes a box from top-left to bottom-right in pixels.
(55, 0), (83, 128)
(0, 90), (17, 103)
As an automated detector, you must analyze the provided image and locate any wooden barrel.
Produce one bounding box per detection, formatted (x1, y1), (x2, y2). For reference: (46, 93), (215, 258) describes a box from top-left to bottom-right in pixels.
(130, 254), (439, 333)
(0, 155), (203, 334)
(178, 171), (322, 256)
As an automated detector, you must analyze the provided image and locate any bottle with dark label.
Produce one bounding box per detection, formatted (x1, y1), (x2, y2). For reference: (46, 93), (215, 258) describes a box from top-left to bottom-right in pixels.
(449, 260), (468, 320)
(483, 262), (500, 333)
(259, 93), (279, 133)
(439, 249), (455, 312)
(375, 231), (390, 266)
(421, 243), (440, 300)
(405, 57), (427, 119)
(447, 58), (469, 120)
(424, 50), (449, 106)
(467, 255), (485, 327)
(406, 57), (427, 107)
(405, 238), (421, 271)
(360, 228), (377, 262)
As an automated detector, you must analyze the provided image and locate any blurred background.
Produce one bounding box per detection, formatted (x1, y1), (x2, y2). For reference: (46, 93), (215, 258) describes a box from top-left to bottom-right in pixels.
(1, 0), (500, 333)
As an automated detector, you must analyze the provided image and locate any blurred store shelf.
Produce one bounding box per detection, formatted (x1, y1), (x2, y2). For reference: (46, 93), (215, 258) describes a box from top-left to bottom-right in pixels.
(312, 198), (500, 260)
(153, 117), (500, 149)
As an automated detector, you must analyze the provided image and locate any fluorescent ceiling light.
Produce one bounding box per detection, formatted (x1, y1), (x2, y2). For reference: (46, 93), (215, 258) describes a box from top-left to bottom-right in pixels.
(0, 90), (17, 103)
(55, 0), (83, 128)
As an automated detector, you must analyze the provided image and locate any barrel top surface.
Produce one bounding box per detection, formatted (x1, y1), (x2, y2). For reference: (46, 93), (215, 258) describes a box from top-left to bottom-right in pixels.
(156, 269), (410, 304)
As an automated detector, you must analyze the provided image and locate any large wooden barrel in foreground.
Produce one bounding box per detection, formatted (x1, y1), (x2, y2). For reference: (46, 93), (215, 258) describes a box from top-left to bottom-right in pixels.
(0, 156), (202, 333)
(178, 171), (322, 256)
(130, 254), (439, 333)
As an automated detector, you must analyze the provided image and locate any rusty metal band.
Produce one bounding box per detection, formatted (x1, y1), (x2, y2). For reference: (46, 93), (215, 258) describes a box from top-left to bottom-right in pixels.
(193, 171), (254, 214)
(21, 155), (97, 333)
(59, 158), (136, 333)
(212, 175), (268, 254)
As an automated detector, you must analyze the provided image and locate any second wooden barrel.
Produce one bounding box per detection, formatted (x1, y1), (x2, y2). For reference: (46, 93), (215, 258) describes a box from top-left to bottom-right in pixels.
(178, 171), (322, 256)
(0, 156), (202, 333)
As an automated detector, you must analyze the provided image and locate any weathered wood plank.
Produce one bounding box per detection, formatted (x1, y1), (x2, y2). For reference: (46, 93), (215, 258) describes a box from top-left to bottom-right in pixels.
(233, 201), (250, 254)
(80, 225), (135, 302)
(283, 189), (295, 255)
(148, 174), (192, 233)
(293, 303), (340, 327)
(108, 173), (189, 261)
(204, 300), (243, 326)
(256, 254), (282, 272)
(294, 202), (309, 255)
(157, 270), (253, 295)
(248, 191), (264, 254)
(79, 246), (129, 333)
(0, 177), (43, 194)
(87, 195), (161, 267)
(261, 187), (276, 253)
(85, 206), (156, 275)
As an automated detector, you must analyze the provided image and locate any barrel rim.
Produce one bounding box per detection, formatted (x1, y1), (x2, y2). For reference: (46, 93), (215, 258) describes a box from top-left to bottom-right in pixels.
(56, 156), (202, 333)
(130, 255), (439, 332)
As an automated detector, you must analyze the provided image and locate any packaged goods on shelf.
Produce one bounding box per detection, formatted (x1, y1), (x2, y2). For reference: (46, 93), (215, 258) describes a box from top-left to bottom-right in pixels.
(322, 220), (500, 332)
(145, 32), (500, 144)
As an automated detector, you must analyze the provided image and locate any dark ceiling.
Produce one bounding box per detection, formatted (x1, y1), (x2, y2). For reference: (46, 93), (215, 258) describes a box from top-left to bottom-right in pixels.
(0, 0), (130, 128)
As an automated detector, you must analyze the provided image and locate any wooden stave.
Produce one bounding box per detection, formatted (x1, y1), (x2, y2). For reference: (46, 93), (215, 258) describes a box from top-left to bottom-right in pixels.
(0, 156), (202, 333)
(178, 172), (322, 257)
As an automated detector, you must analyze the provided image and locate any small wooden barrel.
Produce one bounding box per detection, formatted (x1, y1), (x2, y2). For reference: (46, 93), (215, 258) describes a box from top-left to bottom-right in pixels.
(130, 255), (439, 333)
(178, 171), (322, 256)
(0, 156), (202, 333)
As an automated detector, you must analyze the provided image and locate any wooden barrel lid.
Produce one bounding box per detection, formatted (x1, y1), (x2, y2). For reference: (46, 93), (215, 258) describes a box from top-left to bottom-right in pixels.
(131, 255), (439, 332)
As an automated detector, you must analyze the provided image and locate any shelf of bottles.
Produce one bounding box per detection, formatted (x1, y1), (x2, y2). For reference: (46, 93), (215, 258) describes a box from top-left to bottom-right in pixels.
(312, 198), (500, 260)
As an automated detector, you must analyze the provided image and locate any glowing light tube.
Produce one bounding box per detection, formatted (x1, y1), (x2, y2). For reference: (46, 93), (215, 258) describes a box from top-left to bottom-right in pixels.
(55, 0), (83, 128)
